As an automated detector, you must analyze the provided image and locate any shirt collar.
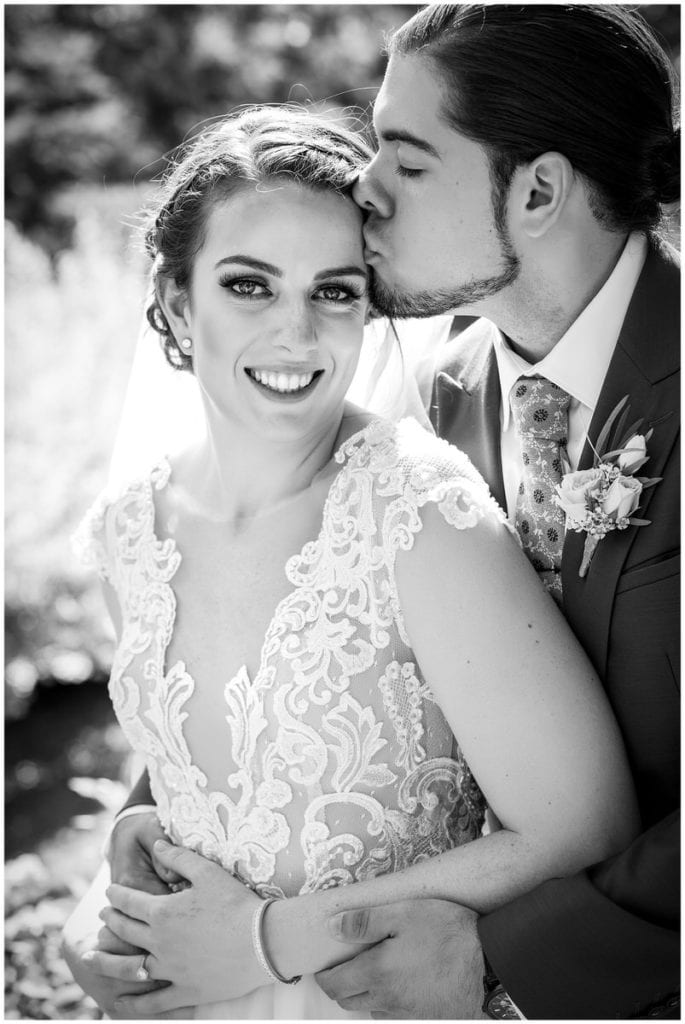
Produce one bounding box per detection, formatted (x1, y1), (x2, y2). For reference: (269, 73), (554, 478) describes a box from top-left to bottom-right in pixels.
(496, 231), (648, 429)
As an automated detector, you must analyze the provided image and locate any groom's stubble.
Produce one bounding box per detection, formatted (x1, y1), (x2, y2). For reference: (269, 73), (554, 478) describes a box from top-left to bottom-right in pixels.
(369, 179), (521, 320)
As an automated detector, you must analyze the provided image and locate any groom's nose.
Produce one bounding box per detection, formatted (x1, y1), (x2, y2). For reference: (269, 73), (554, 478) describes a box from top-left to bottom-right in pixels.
(352, 162), (392, 219)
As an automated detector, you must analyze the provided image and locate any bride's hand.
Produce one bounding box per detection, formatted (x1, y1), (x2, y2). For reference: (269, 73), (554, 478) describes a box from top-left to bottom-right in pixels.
(80, 840), (268, 1016)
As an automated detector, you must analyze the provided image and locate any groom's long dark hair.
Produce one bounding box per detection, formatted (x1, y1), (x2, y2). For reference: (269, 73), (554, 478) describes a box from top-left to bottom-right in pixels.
(388, 4), (679, 232)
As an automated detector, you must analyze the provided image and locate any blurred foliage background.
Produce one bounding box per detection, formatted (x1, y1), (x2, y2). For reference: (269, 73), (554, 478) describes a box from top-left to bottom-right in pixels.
(4, 4), (680, 1019)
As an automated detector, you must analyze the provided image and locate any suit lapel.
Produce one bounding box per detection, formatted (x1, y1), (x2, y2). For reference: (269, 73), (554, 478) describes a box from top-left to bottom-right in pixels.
(433, 322), (507, 509)
(562, 237), (680, 676)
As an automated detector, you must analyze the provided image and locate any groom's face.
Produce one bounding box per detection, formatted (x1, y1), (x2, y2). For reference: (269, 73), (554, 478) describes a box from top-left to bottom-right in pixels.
(354, 53), (519, 318)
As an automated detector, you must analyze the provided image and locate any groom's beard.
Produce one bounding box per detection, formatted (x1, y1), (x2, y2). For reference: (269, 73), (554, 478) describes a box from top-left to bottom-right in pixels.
(369, 193), (521, 320)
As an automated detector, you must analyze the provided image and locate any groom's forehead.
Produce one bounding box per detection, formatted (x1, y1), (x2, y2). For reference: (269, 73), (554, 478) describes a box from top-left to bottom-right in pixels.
(376, 53), (442, 112)
(373, 55), (452, 152)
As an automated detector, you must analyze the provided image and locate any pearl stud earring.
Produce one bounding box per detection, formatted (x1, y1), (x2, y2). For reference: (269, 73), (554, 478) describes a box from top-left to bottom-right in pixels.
(180, 337), (192, 352)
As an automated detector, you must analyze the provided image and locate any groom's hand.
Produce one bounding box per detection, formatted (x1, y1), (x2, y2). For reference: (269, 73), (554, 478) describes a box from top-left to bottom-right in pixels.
(108, 812), (182, 893)
(315, 899), (488, 1019)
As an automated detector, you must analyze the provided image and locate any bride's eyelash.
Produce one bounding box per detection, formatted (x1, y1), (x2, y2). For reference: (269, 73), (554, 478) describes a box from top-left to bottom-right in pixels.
(218, 275), (270, 298)
(317, 279), (367, 302)
(219, 272), (266, 292)
(217, 275), (366, 303)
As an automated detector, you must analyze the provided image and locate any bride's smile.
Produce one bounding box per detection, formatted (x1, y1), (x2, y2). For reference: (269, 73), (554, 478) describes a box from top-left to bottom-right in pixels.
(245, 366), (324, 398)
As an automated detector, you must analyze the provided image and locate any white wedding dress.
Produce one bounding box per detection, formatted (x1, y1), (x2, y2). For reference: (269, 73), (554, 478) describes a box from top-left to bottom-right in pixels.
(76, 416), (509, 1019)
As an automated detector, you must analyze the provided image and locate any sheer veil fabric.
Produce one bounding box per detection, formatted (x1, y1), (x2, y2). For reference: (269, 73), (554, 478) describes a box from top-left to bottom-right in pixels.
(107, 312), (453, 489)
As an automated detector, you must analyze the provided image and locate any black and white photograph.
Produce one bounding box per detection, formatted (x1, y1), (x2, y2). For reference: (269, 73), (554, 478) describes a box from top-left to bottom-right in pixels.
(5, 4), (680, 1020)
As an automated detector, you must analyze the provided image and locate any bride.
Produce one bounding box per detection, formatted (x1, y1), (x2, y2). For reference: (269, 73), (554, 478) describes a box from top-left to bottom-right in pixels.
(67, 105), (638, 1019)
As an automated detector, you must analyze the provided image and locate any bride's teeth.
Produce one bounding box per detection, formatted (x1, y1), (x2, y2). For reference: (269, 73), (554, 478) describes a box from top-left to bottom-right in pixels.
(249, 369), (317, 392)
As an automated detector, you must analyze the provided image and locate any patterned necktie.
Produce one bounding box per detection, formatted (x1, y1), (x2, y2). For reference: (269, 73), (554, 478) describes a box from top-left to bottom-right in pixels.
(510, 376), (571, 603)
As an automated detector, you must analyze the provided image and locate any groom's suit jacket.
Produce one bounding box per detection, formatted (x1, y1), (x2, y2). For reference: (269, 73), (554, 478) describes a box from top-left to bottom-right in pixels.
(431, 235), (680, 1020)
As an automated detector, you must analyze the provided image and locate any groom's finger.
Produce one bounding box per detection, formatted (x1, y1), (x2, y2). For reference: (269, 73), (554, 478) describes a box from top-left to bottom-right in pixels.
(328, 904), (396, 945)
(336, 992), (374, 1012)
(316, 945), (384, 1001)
(107, 883), (156, 923)
(151, 838), (215, 884)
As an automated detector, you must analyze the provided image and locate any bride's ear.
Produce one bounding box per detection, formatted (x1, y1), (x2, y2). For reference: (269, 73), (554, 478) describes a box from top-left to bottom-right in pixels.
(511, 152), (574, 238)
(157, 275), (191, 341)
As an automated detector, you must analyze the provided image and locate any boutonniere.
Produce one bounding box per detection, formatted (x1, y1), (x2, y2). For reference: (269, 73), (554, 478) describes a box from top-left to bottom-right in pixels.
(554, 396), (661, 578)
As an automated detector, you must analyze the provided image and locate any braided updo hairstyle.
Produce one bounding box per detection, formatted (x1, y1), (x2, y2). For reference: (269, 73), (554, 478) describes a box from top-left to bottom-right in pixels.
(143, 106), (373, 371)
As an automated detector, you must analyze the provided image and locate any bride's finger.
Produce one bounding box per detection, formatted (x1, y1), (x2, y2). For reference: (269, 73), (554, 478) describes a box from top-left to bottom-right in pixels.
(99, 906), (150, 950)
(114, 985), (197, 1017)
(80, 949), (167, 983)
(106, 882), (157, 923)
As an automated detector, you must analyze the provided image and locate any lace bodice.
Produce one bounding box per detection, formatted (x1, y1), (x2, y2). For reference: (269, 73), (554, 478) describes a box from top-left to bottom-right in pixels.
(76, 418), (508, 898)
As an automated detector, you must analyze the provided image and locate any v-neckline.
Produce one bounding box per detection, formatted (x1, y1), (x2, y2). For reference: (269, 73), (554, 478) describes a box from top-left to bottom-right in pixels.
(146, 418), (385, 694)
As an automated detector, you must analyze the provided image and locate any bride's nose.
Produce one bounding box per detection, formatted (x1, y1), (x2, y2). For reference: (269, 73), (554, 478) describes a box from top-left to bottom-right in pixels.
(352, 159), (392, 219)
(274, 301), (318, 357)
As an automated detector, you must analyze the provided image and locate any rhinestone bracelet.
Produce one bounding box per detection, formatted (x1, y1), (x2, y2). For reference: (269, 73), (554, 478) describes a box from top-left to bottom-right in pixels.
(251, 897), (302, 986)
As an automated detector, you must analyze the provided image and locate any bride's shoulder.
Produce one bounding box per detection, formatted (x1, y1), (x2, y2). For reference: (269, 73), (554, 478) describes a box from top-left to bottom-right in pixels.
(72, 457), (170, 577)
(343, 414), (481, 484)
(92, 457), (170, 522)
(342, 415), (510, 533)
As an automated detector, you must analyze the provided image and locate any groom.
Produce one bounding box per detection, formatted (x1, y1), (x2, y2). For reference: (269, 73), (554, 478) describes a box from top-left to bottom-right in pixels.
(316, 4), (680, 1019)
(67, 4), (679, 1019)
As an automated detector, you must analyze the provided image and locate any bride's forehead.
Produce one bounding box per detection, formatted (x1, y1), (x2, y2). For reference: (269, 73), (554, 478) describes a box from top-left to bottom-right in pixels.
(198, 185), (362, 251)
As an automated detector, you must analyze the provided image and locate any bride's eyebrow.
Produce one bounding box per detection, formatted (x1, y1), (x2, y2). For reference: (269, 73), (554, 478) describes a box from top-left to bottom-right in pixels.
(314, 266), (368, 282)
(214, 255), (282, 275)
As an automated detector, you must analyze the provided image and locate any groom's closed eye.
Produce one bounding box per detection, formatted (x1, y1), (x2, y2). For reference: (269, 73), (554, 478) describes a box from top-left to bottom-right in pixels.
(396, 165), (424, 179)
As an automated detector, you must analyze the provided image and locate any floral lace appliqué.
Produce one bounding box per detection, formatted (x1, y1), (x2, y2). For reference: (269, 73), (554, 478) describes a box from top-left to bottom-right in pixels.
(77, 418), (496, 897)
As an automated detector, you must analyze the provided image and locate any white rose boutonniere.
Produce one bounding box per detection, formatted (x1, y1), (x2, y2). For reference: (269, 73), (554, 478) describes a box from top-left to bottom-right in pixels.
(554, 398), (662, 577)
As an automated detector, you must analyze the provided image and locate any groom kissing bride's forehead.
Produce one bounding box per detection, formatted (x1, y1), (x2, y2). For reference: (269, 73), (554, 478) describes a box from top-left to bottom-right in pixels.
(321, 3), (679, 1020)
(65, 4), (679, 1022)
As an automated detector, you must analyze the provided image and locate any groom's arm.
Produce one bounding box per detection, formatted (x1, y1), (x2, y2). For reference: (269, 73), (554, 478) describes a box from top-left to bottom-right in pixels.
(479, 811), (680, 1019)
(317, 817), (679, 1019)
(119, 768), (154, 812)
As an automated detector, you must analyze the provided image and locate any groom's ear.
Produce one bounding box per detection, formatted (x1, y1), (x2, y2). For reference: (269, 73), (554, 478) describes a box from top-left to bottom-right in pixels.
(513, 152), (574, 239)
(157, 275), (192, 341)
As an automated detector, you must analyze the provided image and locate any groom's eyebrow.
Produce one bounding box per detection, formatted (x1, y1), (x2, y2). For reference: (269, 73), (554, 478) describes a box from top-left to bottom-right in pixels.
(378, 129), (440, 159)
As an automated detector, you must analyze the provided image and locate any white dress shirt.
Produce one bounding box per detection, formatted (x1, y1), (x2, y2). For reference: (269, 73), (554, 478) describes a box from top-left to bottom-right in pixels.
(494, 232), (648, 517)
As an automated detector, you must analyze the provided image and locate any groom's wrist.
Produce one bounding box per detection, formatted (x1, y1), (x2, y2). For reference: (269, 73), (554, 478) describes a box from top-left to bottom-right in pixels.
(103, 804), (158, 859)
(482, 955), (524, 1019)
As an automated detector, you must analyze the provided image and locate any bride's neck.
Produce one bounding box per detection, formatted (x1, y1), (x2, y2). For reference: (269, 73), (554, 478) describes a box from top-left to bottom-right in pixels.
(177, 414), (346, 527)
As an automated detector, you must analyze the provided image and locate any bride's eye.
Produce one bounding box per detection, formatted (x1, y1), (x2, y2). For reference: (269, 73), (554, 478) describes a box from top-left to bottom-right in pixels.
(219, 276), (270, 298)
(314, 283), (364, 304)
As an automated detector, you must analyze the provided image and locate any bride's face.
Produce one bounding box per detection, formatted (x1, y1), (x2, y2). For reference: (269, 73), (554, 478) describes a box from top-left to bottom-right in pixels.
(180, 181), (369, 443)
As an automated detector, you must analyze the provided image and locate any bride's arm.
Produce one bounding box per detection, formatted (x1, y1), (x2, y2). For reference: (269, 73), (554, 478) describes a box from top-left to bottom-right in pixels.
(98, 506), (638, 1014)
(263, 506), (639, 979)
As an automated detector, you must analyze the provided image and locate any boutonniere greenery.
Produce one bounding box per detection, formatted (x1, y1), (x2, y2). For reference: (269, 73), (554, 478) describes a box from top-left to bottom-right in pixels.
(554, 396), (661, 577)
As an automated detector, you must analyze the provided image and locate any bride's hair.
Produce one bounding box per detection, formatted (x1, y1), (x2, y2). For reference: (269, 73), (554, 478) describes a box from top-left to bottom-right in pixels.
(143, 105), (373, 372)
(389, 4), (679, 235)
